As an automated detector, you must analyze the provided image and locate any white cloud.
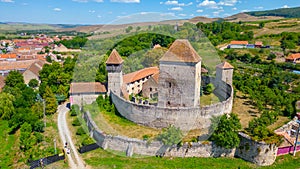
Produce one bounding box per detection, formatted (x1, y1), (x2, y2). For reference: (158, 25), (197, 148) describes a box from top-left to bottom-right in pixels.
(140, 12), (150, 15)
(196, 9), (203, 13)
(1, 0), (14, 2)
(241, 9), (249, 12)
(169, 7), (183, 11)
(165, 0), (179, 5)
(94, 0), (103, 2)
(97, 15), (102, 18)
(282, 5), (289, 8)
(178, 13), (187, 17)
(190, 14), (194, 17)
(164, 1), (192, 7)
(53, 8), (62, 11)
(160, 1), (163, 4)
(232, 7), (237, 10)
(218, 0), (237, 6)
(110, 0), (140, 3)
(22, 2), (28, 5)
(89, 10), (96, 13)
(254, 6), (263, 10)
(197, 0), (219, 9)
(213, 11), (220, 16)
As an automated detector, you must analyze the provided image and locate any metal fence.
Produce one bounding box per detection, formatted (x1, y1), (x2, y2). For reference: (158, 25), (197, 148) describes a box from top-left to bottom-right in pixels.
(78, 143), (100, 154)
(29, 154), (65, 169)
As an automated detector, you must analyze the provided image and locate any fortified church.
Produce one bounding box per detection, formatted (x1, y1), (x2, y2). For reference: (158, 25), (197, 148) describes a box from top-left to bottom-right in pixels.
(105, 39), (234, 131)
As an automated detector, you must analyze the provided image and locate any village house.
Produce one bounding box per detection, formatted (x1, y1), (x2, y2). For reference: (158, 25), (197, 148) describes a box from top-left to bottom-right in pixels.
(69, 82), (107, 106)
(228, 41), (248, 48)
(0, 59), (45, 84)
(0, 53), (17, 61)
(286, 53), (300, 63)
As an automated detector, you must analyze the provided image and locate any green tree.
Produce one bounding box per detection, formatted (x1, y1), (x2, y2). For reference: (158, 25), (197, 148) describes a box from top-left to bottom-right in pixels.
(156, 125), (183, 146)
(0, 92), (15, 120)
(204, 83), (215, 95)
(5, 71), (24, 87)
(20, 122), (35, 151)
(259, 22), (265, 29)
(210, 113), (241, 149)
(43, 86), (58, 115)
(28, 79), (39, 88)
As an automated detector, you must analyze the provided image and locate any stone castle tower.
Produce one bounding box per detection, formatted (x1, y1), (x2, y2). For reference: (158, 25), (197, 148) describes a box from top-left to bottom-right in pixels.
(158, 39), (202, 108)
(106, 49), (123, 96)
(216, 61), (234, 86)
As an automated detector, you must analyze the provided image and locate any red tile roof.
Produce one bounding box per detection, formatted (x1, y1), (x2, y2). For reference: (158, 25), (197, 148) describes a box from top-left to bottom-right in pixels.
(0, 53), (17, 59)
(123, 67), (159, 84)
(230, 41), (248, 45)
(152, 72), (159, 83)
(106, 49), (123, 64)
(0, 60), (36, 71)
(216, 61), (234, 69)
(70, 82), (107, 94)
(255, 41), (263, 46)
(26, 60), (45, 76)
(286, 53), (300, 60)
(160, 39), (201, 63)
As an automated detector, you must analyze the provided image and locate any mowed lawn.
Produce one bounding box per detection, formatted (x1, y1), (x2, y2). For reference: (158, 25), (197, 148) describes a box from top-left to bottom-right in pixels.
(81, 147), (300, 169)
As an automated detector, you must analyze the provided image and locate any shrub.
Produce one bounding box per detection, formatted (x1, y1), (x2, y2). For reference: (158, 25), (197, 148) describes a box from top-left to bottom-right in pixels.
(72, 118), (81, 126)
(76, 127), (85, 135)
(34, 132), (43, 143)
(156, 125), (183, 146)
(33, 120), (44, 133)
(70, 104), (80, 116)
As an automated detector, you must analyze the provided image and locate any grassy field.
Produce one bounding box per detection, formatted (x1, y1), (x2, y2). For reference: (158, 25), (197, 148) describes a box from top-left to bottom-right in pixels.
(200, 93), (221, 107)
(80, 146), (300, 169)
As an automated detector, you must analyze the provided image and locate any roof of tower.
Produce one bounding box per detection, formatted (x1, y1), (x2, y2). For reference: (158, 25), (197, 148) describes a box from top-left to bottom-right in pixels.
(106, 49), (123, 64)
(160, 39), (201, 63)
(216, 61), (234, 69)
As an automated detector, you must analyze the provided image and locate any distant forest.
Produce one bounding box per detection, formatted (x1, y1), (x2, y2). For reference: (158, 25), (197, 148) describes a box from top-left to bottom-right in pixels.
(246, 7), (300, 18)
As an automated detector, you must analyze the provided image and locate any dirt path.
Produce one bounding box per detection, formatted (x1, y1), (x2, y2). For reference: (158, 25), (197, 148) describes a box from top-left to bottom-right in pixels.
(57, 103), (86, 169)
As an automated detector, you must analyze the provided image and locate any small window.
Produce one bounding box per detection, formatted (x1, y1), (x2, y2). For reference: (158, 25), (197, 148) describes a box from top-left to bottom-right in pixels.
(132, 87), (134, 90)
(167, 101), (170, 105)
(169, 82), (172, 88)
(150, 87), (152, 92)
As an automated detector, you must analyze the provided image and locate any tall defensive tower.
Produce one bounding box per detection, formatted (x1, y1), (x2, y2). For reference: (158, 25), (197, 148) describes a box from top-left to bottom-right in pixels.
(106, 49), (123, 96)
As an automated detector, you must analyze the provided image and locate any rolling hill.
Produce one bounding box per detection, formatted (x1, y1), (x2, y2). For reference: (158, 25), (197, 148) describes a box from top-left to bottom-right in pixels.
(246, 6), (300, 18)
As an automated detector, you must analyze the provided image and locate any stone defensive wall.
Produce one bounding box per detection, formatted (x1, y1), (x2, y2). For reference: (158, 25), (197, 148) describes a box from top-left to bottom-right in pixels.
(82, 111), (278, 166)
(110, 79), (233, 131)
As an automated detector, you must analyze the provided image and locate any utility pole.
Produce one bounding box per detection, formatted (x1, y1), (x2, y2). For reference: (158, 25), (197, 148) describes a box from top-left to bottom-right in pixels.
(43, 99), (46, 128)
(293, 119), (300, 156)
(54, 139), (57, 154)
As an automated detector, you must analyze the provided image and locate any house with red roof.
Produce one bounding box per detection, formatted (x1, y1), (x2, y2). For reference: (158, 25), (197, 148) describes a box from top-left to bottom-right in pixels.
(286, 53), (300, 63)
(228, 41), (248, 49)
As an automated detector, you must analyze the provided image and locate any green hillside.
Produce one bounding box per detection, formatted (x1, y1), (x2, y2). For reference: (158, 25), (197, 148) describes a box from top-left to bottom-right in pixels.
(246, 6), (300, 18)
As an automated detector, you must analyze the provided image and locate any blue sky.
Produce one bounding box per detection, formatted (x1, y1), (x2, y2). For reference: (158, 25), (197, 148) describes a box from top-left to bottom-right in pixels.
(0, 0), (300, 24)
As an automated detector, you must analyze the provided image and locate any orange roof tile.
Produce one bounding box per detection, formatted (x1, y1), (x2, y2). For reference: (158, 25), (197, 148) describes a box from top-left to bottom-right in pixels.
(0, 53), (17, 59)
(106, 49), (123, 64)
(123, 67), (159, 84)
(26, 60), (45, 76)
(0, 60), (36, 71)
(255, 41), (263, 46)
(160, 39), (201, 63)
(286, 53), (300, 60)
(152, 72), (159, 83)
(70, 82), (107, 94)
(230, 41), (248, 45)
(216, 61), (234, 69)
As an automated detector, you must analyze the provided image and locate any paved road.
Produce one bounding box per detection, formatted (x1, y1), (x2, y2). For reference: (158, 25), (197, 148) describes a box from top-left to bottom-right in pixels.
(57, 103), (86, 169)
